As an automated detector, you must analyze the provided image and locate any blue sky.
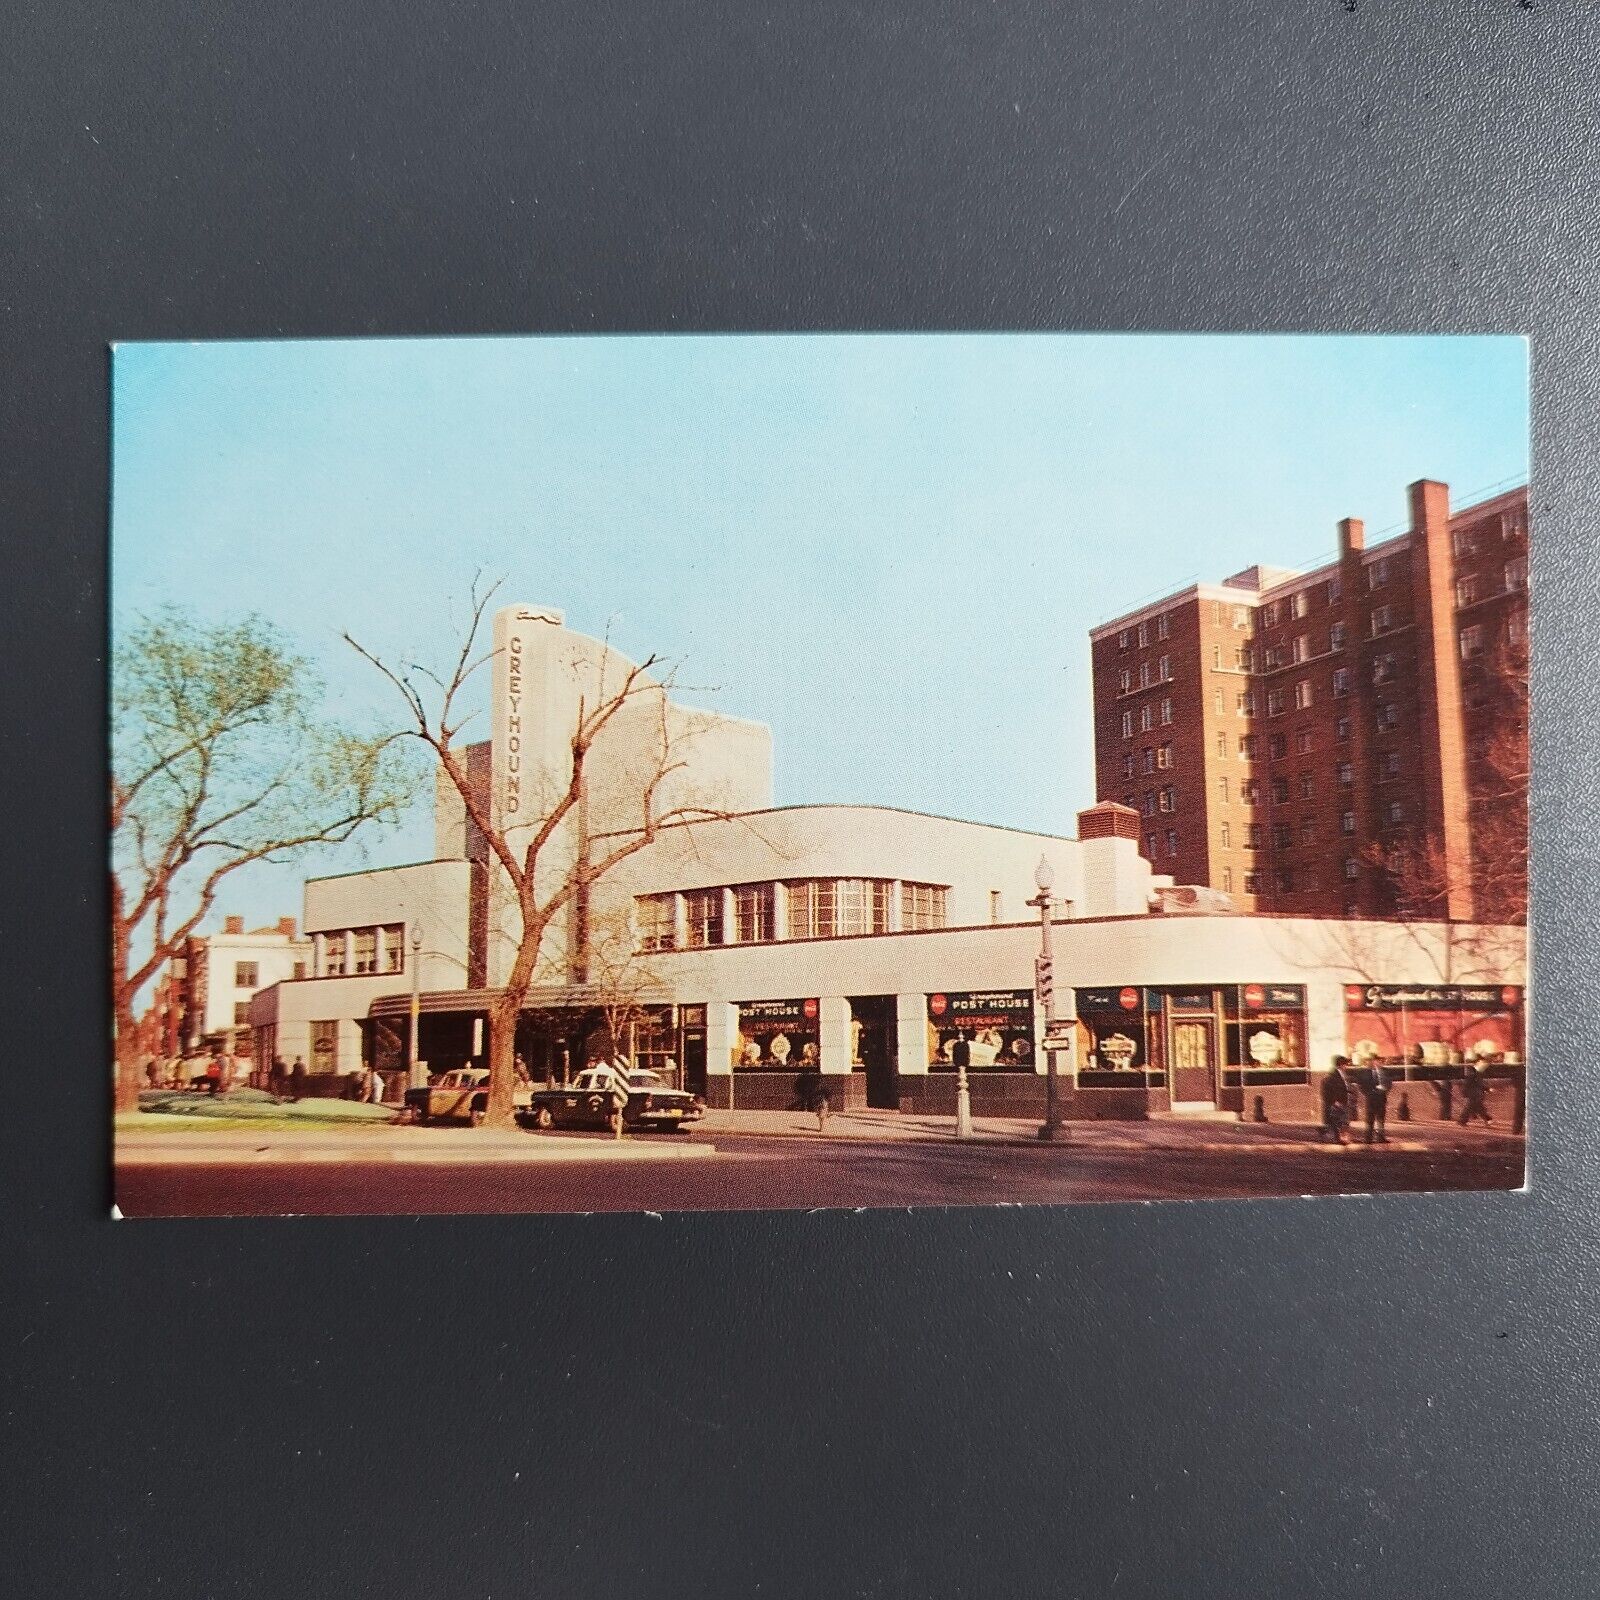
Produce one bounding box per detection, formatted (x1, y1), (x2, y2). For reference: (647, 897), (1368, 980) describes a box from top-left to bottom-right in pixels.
(112, 333), (1528, 932)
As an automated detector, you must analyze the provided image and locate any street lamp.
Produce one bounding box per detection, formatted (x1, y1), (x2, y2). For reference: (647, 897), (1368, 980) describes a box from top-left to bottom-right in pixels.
(408, 923), (425, 1091)
(1029, 854), (1066, 1142)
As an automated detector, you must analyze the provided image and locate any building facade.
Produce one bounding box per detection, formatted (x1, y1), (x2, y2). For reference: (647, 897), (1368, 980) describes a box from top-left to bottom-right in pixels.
(1089, 480), (1529, 921)
(182, 915), (311, 1054)
(251, 603), (1527, 1119)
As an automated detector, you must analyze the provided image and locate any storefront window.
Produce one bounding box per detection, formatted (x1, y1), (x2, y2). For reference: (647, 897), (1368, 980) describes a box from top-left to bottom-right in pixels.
(1222, 984), (1307, 1083)
(1074, 987), (1152, 1077)
(732, 883), (775, 943)
(926, 991), (1035, 1071)
(1343, 983), (1524, 1068)
(310, 1019), (339, 1073)
(733, 999), (820, 1069)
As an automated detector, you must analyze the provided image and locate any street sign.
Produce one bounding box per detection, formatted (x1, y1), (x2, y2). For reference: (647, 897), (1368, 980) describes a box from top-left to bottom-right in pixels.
(1042, 1030), (1075, 1052)
(1034, 955), (1054, 1006)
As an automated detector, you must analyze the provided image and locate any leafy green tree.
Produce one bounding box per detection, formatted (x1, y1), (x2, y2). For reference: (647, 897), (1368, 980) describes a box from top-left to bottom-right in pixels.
(111, 609), (417, 1111)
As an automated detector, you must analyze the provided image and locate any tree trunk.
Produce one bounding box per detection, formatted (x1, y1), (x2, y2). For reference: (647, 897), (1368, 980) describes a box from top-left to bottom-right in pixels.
(113, 992), (143, 1114)
(482, 902), (545, 1130)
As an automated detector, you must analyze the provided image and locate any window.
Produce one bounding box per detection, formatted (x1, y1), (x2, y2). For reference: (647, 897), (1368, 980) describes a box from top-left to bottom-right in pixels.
(310, 1019), (339, 1074)
(322, 937), (345, 977)
(1456, 575), (1479, 607)
(1141, 746), (1155, 775)
(1247, 824), (1263, 850)
(783, 880), (834, 940)
(1237, 691), (1255, 716)
(1371, 605), (1393, 635)
(1368, 558), (1389, 589)
(1211, 601), (1224, 624)
(1336, 716), (1350, 743)
(1372, 653), (1395, 683)
(1157, 742), (1173, 769)
(733, 883), (775, 943)
(1121, 711), (1134, 739)
(383, 925), (404, 973)
(1157, 613), (1170, 640)
(1212, 644), (1222, 669)
(352, 928), (378, 975)
(1233, 605), (1251, 630)
(1216, 731), (1228, 758)
(1264, 645), (1282, 670)
(1273, 823), (1293, 849)
(234, 961), (258, 989)
(1221, 867), (1234, 893)
(1266, 688), (1286, 717)
(1332, 667), (1350, 697)
(1293, 679), (1313, 711)
(1337, 762), (1354, 788)
(1504, 557), (1527, 592)
(1158, 655), (1171, 682)
(1118, 629), (1130, 650)
(1460, 624), (1485, 660)
(1140, 705), (1154, 732)
(1239, 734), (1255, 760)
(1386, 801), (1404, 825)
(1119, 668), (1132, 693)
(1330, 621), (1346, 651)
(1271, 777), (1290, 805)
(1123, 794), (1136, 809)
(1214, 689), (1225, 714)
(1269, 733), (1287, 760)
(1344, 857), (1361, 882)
(233, 1001), (251, 1026)
(1243, 872), (1259, 894)
(292, 961), (307, 981)
(1137, 621), (1149, 648)
(1243, 778), (1260, 805)
(1146, 833), (1159, 859)
(1291, 591), (1309, 620)
(1341, 810), (1357, 836)
(1379, 752), (1401, 782)
(1121, 752), (1135, 778)
(1296, 729), (1313, 755)
(1328, 575), (1343, 603)
(837, 879), (892, 936)
(1139, 662), (1151, 688)
(1298, 772), (1315, 800)
(1299, 816), (1316, 844)
(1159, 697), (1173, 726)
(1159, 787), (1175, 813)
(989, 890), (1004, 924)
(638, 893), (677, 952)
(1217, 776), (1230, 803)
(1376, 702), (1398, 731)
(1220, 821), (1232, 848)
(1166, 830), (1179, 858)
(1502, 510), (1527, 543)
(1142, 791), (1156, 817)
(1508, 611), (1527, 646)
(900, 883), (947, 931)
(1262, 602), (1280, 628)
(1452, 525), (1478, 559)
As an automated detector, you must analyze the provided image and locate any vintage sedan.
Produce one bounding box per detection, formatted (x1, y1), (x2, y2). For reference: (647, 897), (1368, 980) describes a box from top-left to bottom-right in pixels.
(522, 1065), (706, 1133)
(404, 1067), (532, 1126)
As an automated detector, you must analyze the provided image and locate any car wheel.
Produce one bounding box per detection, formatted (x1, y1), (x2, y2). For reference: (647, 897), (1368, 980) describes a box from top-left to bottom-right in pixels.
(412, 1106), (429, 1126)
(470, 1104), (486, 1129)
(534, 1106), (554, 1131)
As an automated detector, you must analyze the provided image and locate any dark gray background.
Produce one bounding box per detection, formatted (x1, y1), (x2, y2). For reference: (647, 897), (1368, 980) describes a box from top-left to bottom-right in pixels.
(4, 3), (1597, 1595)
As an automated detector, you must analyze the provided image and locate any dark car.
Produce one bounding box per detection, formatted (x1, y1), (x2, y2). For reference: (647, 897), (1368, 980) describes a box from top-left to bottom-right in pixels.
(521, 1065), (705, 1133)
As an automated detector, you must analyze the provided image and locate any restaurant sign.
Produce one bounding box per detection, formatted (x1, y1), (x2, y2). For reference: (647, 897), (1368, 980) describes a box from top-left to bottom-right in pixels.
(927, 990), (1035, 1070)
(1344, 983), (1522, 1013)
(734, 998), (820, 1068)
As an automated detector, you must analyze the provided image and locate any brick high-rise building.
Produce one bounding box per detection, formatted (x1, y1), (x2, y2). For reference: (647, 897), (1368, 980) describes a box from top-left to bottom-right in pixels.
(1089, 480), (1528, 921)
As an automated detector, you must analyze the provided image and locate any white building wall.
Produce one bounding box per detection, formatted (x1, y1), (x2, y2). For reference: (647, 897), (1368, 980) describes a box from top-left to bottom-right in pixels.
(193, 931), (311, 1045)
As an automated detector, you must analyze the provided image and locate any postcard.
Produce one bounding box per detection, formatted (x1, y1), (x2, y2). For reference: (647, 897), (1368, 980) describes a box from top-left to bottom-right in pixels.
(110, 333), (1529, 1215)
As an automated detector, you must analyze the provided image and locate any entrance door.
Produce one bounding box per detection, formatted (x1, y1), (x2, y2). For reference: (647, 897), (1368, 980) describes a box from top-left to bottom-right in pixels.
(1170, 1018), (1216, 1103)
(850, 996), (900, 1109)
(682, 1028), (707, 1097)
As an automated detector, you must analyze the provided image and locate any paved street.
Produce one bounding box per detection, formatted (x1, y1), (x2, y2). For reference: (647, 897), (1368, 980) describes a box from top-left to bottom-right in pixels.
(116, 1114), (1524, 1215)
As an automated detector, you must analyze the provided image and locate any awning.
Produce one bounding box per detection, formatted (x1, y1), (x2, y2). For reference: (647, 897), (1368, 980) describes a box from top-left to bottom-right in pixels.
(367, 983), (674, 1020)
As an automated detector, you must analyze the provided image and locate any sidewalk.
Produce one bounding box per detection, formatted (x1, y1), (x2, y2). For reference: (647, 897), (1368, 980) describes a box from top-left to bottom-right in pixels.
(116, 1123), (715, 1166)
(695, 1105), (1526, 1156)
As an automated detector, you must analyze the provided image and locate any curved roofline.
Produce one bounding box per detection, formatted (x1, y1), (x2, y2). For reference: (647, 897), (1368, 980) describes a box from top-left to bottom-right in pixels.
(589, 802), (1082, 845)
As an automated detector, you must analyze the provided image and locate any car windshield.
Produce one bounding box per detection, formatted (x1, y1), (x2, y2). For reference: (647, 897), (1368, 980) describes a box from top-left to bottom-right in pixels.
(629, 1071), (670, 1090)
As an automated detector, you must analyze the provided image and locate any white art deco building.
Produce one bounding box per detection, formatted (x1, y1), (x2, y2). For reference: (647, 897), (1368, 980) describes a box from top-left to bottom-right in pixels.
(252, 606), (1526, 1118)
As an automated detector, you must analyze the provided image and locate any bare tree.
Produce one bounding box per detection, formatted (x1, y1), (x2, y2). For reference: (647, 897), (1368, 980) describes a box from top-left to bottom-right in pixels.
(347, 580), (739, 1129)
(111, 609), (417, 1112)
(582, 907), (672, 1073)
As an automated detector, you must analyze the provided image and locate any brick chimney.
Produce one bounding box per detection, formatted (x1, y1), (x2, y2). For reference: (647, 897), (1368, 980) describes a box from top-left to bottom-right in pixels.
(278, 917), (297, 938)
(1338, 517), (1364, 558)
(223, 915), (244, 935)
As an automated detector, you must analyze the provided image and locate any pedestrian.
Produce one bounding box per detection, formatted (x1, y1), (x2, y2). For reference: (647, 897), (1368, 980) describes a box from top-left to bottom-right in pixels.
(289, 1056), (308, 1102)
(952, 1031), (972, 1078)
(1458, 1062), (1492, 1126)
(367, 1066), (385, 1105)
(270, 1056), (288, 1098)
(1362, 1060), (1391, 1145)
(205, 1054), (224, 1097)
(143, 1055), (161, 1089)
(1319, 1056), (1352, 1145)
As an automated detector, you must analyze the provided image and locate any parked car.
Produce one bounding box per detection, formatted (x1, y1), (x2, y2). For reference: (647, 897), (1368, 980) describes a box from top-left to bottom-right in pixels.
(522, 1065), (706, 1133)
(405, 1067), (532, 1126)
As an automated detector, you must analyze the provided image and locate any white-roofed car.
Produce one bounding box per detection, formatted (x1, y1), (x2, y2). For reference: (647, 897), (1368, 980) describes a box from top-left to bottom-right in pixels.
(521, 1063), (705, 1134)
(404, 1067), (532, 1127)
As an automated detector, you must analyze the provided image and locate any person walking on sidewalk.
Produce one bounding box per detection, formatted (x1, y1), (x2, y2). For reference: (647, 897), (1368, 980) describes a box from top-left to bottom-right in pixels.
(1362, 1061), (1391, 1144)
(1319, 1056), (1352, 1145)
(1458, 1062), (1493, 1126)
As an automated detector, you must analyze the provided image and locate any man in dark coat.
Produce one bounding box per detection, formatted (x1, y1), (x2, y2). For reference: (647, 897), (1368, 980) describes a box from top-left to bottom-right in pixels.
(1363, 1061), (1392, 1144)
(1320, 1056), (1352, 1144)
(1458, 1062), (1493, 1126)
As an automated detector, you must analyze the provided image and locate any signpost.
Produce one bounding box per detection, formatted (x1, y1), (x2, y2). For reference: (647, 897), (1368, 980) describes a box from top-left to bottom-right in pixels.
(1029, 856), (1066, 1142)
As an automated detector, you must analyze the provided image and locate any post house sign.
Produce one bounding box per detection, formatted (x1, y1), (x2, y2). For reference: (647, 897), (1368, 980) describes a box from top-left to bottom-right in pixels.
(1344, 983), (1522, 1012)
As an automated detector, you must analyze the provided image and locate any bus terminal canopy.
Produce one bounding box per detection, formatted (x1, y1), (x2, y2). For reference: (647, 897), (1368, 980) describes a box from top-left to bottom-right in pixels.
(366, 984), (674, 1021)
